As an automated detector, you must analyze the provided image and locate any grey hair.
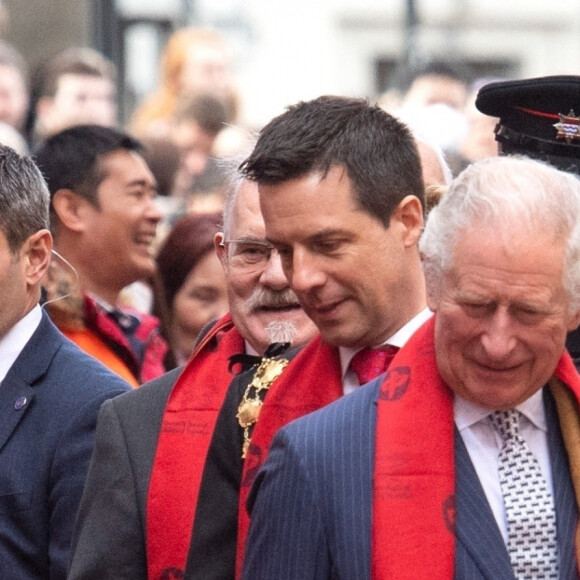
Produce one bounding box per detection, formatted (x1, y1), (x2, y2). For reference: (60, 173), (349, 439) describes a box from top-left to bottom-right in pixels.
(218, 136), (258, 239)
(266, 320), (297, 345)
(420, 155), (580, 315)
(0, 144), (50, 253)
(414, 132), (453, 185)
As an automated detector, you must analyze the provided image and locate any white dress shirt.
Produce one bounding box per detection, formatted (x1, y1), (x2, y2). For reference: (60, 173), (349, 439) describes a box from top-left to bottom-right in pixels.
(454, 389), (552, 544)
(0, 305), (42, 384)
(340, 307), (433, 395)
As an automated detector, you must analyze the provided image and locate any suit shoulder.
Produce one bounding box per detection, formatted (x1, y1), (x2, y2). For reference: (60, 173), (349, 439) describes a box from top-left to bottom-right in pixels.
(109, 366), (180, 414)
(281, 375), (381, 441)
(51, 338), (132, 394)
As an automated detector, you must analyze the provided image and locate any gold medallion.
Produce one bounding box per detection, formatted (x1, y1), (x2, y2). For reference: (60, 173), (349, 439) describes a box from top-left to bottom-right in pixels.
(237, 355), (290, 458)
(236, 399), (262, 428)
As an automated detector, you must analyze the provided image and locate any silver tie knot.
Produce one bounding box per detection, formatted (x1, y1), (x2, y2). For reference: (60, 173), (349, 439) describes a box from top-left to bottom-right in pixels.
(489, 409), (521, 444)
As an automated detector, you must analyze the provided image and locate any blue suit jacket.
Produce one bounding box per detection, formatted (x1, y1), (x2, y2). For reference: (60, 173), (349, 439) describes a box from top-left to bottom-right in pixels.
(0, 311), (130, 580)
(243, 377), (578, 579)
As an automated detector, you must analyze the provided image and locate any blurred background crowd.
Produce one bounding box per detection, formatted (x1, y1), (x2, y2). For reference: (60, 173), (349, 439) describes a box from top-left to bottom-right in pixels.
(1, 0), (580, 369)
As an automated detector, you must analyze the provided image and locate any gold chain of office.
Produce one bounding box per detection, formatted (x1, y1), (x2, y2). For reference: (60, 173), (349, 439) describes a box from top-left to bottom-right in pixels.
(236, 356), (289, 458)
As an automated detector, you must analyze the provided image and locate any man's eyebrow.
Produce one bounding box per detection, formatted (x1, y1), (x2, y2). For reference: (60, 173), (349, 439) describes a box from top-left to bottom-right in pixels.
(267, 228), (352, 245)
(126, 178), (158, 192)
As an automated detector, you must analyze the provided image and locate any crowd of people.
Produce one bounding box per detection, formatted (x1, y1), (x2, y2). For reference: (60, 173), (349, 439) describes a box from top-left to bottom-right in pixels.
(1, 21), (580, 580)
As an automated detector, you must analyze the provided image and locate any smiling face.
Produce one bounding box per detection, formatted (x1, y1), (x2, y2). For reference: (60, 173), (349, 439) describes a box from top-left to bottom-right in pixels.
(259, 167), (425, 349)
(428, 226), (580, 410)
(216, 181), (317, 354)
(77, 149), (160, 300)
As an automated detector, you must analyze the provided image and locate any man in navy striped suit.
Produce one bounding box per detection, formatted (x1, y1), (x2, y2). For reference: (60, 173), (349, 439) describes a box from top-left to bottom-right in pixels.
(243, 155), (580, 579)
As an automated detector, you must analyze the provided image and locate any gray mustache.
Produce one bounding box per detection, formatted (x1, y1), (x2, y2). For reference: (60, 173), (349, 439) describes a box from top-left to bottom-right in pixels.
(245, 288), (301, 313)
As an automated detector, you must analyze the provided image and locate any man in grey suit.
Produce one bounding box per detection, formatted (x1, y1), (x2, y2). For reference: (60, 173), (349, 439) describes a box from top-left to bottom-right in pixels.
(243, 155), (580, 579)
(67, 174), (318, 580)
(0, 144), (130, 580)
(69, 96), (453, 579)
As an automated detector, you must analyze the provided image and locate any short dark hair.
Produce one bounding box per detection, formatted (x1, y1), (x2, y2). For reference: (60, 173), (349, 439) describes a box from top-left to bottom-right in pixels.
(37, 47), (116, 99)
(34, 124), (143, 212)
(240, 95), (424, 226)
(0, 144), (49, 252)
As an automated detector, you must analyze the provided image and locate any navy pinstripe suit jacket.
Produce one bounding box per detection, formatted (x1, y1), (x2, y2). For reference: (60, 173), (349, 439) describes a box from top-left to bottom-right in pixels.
(243, 377), (578, 579)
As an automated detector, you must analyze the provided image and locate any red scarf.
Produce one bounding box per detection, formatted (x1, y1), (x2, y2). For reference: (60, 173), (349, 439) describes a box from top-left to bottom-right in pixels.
(146, 313), (244, 580)
(235, 335), (344, 577)
(372, 317), (580, 578)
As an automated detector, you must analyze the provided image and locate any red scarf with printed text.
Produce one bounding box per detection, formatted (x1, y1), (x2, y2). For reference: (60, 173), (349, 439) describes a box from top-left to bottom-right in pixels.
(146, 313), (244, 580)
(371, 317), (580, 578)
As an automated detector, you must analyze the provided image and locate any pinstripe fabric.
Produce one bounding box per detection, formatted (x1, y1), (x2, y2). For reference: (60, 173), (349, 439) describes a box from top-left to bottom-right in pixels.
(243, 381), (579, 580)
(454, 430), (516, 579)
(243, 378), (378, 580)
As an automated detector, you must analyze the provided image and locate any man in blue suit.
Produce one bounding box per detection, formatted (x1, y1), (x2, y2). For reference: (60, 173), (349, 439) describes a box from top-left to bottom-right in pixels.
(243, 155), (580, 579)
(0, 144), (130, 579)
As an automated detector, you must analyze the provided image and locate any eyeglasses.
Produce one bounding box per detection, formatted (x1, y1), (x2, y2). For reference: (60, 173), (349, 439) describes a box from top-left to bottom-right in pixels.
(220, 239), (277, 270)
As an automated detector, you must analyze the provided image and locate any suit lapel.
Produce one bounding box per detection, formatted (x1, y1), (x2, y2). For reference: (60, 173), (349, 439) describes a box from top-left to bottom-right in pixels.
(454, 428), (515, 579)
(0, 312), (61, 452)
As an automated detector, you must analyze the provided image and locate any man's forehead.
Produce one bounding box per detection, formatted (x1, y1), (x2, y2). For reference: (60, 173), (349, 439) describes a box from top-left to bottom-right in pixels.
(230, 181), (264, 236)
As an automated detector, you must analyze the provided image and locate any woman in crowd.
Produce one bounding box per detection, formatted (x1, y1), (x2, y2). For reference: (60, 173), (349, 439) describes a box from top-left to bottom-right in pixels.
(155, 211), (228, 369)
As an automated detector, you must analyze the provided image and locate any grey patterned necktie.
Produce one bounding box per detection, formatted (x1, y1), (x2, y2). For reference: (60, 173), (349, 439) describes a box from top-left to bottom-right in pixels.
(489, 409), (559, 579)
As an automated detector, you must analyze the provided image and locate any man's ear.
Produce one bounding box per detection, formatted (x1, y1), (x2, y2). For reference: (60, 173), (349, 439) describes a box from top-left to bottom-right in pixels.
(392, 195), (424, 247)
(567, 309), (580, 333)
(24, 229), (53, 285)
(214, 232), (226, 266)
(52, 189), (89, 233)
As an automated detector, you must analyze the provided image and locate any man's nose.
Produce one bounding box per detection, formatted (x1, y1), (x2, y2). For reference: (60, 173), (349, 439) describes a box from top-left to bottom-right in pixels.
(259, 248), (289, 290)
(480, 308), (517, 360)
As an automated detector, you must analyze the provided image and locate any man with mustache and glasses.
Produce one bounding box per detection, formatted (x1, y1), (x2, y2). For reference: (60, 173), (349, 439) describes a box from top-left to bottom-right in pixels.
(68, 100), (450, 579)
(67, 168), (318, 580)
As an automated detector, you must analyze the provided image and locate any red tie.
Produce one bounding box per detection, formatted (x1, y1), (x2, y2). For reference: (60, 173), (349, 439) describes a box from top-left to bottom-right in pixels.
(349, 345), (399, 385)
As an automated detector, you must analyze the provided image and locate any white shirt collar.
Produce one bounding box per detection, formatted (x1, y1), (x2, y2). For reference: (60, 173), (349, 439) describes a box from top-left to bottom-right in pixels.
(454, 387), (547, 433)
(0, 305), (42, 383)
(339, 307), (433, 378)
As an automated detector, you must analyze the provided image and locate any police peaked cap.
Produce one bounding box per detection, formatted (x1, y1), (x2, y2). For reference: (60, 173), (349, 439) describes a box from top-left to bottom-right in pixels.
(475, 75), (580, 174)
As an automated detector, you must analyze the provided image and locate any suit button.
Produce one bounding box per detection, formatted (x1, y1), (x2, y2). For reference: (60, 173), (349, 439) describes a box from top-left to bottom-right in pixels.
(14, 396), (27, 410)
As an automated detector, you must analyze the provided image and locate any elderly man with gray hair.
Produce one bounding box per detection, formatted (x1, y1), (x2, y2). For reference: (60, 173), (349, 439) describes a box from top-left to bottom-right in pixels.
(242, 154), (580, 580)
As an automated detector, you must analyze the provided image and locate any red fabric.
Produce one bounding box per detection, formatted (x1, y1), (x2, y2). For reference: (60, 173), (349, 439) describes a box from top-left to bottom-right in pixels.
(235, 335), (344, 577)
(83, 294), (168, 383)
(146, 313), (244, 580)
(350, 345), (399, 385)
(371, 317), (580, 579)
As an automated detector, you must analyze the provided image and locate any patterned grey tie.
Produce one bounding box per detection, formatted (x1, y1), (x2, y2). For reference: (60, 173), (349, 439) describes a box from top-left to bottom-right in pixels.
(489, 409), (559, 579)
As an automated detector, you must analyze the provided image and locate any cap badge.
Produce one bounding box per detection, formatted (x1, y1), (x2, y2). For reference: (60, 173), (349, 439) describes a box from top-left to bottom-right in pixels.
(554, 110), (580, 143)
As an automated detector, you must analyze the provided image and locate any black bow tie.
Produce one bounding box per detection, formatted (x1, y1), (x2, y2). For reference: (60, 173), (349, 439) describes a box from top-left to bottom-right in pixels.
(228, 342), (291, 374)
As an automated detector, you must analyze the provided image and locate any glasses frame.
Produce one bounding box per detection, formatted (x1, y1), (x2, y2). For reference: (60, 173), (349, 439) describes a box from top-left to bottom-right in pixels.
(219, 238), (277, 269)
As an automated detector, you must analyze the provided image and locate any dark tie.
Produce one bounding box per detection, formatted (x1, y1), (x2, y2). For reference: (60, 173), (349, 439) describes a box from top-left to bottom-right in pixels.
(349, 345), (399, 385)
(489, 409), (559, 579)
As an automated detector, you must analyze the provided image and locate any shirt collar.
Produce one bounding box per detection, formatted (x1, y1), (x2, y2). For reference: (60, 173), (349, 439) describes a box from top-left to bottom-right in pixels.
(0, 305), (42, 383)
(454, 387), (547, 433)
(339, 307), (433, 378)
